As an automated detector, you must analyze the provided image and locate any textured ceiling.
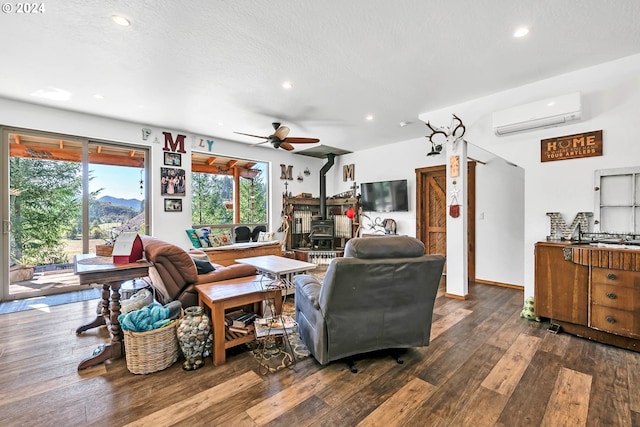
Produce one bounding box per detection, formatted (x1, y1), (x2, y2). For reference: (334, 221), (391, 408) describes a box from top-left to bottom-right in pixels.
(1, 0), (640, 154)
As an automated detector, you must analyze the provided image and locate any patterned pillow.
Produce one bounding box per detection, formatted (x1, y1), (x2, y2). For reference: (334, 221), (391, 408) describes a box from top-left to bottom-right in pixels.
(211, 232), (232, 247)
(185, 229), (202, 248)
(194, 227), (213, 248)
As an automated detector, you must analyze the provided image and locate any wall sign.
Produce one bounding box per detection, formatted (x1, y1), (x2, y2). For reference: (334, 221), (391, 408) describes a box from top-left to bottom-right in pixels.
(450, 155), (460, 178)
(541, 130), (602, 162)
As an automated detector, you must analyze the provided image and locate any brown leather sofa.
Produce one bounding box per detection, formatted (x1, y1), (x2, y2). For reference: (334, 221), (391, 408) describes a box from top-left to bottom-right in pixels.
(140, 235), (257, 308)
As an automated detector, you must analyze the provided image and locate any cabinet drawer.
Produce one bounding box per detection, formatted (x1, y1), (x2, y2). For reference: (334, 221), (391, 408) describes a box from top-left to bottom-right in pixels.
(591, 305), (640, 338)
(591, 282), (639, 311)
(592, 268), (640, 288)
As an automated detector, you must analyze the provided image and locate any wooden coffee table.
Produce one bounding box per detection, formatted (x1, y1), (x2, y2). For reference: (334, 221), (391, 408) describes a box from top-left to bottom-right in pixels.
(196, 275), (282, 366)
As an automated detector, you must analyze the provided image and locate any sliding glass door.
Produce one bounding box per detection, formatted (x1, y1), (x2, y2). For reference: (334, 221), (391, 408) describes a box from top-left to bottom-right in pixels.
(1, 128), (148, 301)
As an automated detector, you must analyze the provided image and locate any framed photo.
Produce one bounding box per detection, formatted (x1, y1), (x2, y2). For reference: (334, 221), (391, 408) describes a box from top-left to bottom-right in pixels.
(164, 198), (182, 212)
(164, 152), (182, 167)
(160, 167), (186, 196)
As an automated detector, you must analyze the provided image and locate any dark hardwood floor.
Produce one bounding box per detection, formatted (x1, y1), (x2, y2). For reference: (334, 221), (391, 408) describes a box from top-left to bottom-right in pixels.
(1, 280), (639, 427)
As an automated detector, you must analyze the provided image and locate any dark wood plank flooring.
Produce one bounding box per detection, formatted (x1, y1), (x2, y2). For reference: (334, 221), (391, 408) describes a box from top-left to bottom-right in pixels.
(1, 280), (639, 426)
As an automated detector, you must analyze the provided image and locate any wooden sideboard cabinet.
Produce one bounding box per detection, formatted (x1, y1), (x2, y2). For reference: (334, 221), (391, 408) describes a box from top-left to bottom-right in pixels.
(535, 241), (640, 351)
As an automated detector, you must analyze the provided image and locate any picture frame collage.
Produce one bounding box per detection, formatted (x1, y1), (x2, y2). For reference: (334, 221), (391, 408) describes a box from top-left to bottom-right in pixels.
(162, 152), (184, 212)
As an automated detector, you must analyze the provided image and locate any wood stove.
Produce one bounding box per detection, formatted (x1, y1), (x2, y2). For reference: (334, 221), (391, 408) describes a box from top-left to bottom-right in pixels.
(309, 219), (334, 250)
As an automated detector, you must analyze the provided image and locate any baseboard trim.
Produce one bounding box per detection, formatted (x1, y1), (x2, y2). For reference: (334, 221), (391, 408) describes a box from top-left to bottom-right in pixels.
(444, 292), (469, 300)
(475, 279), (523, 290)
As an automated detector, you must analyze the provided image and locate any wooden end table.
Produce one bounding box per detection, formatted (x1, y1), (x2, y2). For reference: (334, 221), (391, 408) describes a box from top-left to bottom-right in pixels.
(74, 254), (151, 370)
(196, 275), (283, 366)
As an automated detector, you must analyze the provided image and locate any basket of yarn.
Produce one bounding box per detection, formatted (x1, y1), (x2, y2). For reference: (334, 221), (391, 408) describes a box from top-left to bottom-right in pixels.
(121, 301), (182, 374)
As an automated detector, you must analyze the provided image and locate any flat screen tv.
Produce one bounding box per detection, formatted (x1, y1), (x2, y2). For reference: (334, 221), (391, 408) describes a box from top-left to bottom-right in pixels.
(360, 179), (409, 212)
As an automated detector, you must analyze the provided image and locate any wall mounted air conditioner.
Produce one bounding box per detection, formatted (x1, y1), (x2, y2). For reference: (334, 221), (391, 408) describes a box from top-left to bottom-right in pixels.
(492, 92), (582, 136)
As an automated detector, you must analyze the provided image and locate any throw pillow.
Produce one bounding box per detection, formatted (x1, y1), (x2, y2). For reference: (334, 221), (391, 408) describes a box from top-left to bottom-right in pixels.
(194, 227), (213, 248)
(257, 231), (275, 242)
(185, 229), (202, 248)
(193, 257), (215, 274)
(211, 232), (232, 247)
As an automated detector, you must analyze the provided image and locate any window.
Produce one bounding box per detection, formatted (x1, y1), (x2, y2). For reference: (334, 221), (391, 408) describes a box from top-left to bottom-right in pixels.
(3, 128), (149, 299)
(594, 167), (640, 234)
(191, 152), (268, 227)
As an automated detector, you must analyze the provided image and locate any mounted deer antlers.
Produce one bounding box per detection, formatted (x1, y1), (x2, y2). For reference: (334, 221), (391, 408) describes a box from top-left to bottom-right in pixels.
(425, 114), (466, 156)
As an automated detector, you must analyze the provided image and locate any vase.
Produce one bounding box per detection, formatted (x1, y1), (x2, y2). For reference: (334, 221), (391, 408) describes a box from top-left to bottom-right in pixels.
(177, 306), (211, 370)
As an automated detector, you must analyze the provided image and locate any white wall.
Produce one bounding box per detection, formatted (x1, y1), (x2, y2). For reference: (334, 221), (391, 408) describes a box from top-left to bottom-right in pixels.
(474, 154), (524, 285)
(0, 98), (323, 249)
(327, 132), (525, 288)
(329, 137), (444, 236)
(417, 53), (640, 299)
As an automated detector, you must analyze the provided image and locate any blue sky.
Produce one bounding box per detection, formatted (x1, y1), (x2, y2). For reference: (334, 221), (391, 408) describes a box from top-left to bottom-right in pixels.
(89, 164), (144, 200)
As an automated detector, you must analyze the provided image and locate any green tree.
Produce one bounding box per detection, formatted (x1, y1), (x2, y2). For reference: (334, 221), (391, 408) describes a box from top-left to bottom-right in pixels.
(10, 157), (82, 265)
(191, 172), (234, 225)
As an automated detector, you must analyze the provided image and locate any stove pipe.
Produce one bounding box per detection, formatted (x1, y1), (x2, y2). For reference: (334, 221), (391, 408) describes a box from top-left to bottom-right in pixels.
(319, 153), (335, 219)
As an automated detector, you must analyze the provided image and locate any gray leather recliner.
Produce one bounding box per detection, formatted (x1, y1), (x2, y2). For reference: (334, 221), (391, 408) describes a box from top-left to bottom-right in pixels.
(294, 235), (445, 366)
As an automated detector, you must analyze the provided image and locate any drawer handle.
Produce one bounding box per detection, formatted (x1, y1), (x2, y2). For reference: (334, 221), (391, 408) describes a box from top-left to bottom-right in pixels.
(607, 273), (617, 280)
(606, 292), (617, 299)
(606, 316), (616, 324)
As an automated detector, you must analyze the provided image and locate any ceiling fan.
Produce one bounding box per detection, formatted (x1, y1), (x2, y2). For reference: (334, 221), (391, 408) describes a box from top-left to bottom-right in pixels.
(234, 122), (320, 151)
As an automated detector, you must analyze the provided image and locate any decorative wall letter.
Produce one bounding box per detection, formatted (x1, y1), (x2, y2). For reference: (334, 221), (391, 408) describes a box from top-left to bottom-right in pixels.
(280, 164), (293, 180)
(162, 132), (187, 153)
(343, 164), (355, 181)
(546, 212), (593, 240)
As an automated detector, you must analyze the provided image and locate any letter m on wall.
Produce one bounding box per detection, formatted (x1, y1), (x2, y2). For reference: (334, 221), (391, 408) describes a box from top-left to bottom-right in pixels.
(343, 164), (355, 181)
(163, 132), (187, 153)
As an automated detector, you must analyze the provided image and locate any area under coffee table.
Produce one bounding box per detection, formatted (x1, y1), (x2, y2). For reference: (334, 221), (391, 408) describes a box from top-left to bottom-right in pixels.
(196, 275), (282, 366)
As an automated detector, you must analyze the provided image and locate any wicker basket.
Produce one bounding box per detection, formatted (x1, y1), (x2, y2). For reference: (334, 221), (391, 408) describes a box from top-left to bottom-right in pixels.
(123, 320), (179, 374)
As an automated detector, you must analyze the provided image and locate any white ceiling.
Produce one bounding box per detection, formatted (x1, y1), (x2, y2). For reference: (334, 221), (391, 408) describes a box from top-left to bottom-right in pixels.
(2, 1), (640, 154)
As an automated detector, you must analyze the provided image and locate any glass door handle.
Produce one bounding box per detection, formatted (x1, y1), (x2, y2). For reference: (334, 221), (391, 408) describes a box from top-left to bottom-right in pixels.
(2, 220), (11, 233)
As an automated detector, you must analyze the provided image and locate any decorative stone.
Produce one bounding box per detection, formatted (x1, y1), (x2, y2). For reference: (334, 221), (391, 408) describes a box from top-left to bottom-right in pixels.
(177, 306), (211, 371)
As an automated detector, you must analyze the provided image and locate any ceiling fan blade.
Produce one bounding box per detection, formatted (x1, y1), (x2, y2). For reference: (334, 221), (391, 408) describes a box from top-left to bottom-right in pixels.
(279, 142), (295, 151)
(274, 126), (290, 140)
(234, 131), (269, 139)
(283, 137), (320, 144)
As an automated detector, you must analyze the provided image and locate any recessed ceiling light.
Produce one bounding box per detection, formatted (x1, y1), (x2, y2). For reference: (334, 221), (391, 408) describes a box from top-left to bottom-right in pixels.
(282, 81), (293, 89)
(513, 27), (529, 38)
(217, 122), (224, 126)
(399, 121), (410, 127)
(112, 15), (131, 26)
(366, 115), (374, 121)
(30, 87), (72, 101)
(547, 101), (556, 107)
(93, 94), (104, 100)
